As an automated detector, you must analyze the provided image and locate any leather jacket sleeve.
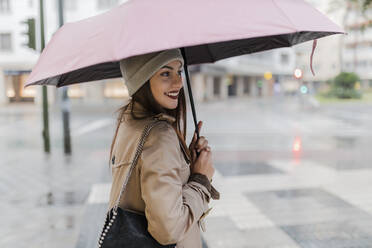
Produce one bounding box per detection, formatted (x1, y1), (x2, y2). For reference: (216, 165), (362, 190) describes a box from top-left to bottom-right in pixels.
(140, 122), (210, 245)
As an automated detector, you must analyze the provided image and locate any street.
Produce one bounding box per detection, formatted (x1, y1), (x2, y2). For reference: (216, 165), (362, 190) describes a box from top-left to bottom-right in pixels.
(1, 96), (372, 248)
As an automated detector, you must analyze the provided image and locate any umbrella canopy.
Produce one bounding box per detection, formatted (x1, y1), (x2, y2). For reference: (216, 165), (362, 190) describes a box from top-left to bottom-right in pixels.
(24, 0), (344, 88)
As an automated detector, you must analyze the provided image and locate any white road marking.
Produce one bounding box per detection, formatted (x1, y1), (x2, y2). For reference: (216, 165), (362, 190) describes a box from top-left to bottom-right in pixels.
(73, 118), (112, 136)
(87, 183), (112, 204)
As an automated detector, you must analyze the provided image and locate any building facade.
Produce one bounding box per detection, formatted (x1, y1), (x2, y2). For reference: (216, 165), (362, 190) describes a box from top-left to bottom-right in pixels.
(0, 0), (129, 106)
(0, 0), (40, 105)
(190, 47), (297, 101)
(342, 9), (372, 88)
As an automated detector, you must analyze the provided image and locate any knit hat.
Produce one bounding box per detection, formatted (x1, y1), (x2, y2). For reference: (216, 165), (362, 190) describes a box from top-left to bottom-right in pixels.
(119, 48), (184, 96)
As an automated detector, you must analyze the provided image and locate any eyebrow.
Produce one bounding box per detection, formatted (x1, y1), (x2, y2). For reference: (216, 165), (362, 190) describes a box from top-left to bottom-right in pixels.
(161, 65), (183, 70)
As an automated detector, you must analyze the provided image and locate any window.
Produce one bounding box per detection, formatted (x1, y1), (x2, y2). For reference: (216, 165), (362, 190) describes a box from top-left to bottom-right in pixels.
(5, 72), (35, 102)
(357, 60), (367, 68)
(104, 79), (129, 98)
(280, 53), (289, 65)
(0, 0), (10, 12)
(97, 0), (118, 9)
(213, 77), (221, 96)
(243, 77), (250, 94)
(67, 84), (85, 98)
(28, 0), (33, 8)
(65, 0), (77, 11)
(228, 76), (238, 96)
(0, 33), (12, 51)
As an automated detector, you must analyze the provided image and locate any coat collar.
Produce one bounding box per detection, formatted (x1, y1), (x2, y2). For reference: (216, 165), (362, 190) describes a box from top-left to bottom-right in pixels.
(124, 101), (176, 124)
(124, 100), (190, 164)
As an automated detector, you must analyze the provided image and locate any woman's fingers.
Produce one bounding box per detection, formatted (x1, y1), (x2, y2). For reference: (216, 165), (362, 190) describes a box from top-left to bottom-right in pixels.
(190, 121), (201, 149)
(196, 137), (208, 152)
(202, 146), (211, 152)
(191, 148), (197, 162)
(192, 121), (203, 142)
(198, 121), (203, 133)
(190, 121), (208, 159)
(191, 133), (197, 146)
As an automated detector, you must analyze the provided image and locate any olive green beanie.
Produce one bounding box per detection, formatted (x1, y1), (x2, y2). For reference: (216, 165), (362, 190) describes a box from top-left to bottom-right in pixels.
(119, 48), (184, 97)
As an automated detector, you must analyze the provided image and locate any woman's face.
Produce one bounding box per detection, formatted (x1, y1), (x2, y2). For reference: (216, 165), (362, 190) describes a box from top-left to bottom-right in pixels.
(149, 60), (183, 110)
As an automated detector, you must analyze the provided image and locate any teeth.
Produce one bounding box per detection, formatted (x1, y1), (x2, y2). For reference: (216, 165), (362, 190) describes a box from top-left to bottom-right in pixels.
(167, 92), (179, 97)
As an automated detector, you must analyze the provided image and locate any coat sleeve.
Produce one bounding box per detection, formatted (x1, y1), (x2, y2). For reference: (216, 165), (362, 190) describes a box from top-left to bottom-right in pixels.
(140, 122), (211, 245)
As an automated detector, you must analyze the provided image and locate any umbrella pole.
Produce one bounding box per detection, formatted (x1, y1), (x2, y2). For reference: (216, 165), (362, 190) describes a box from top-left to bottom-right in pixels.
(180, 48), (200, 142)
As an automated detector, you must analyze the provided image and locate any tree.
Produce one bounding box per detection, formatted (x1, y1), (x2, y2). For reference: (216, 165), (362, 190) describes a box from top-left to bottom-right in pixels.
(331, 72), (361, 99)
(362, 0), (372, 9)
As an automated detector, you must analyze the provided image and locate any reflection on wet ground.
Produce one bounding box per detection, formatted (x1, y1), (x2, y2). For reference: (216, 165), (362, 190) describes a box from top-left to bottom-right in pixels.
(333, 135), (357, 149)
(39, 191), (82, 206)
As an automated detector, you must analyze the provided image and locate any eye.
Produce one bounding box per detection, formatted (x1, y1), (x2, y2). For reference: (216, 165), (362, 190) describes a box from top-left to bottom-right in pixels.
(178, 70), (183, 76)
(160, 71), (170, 77)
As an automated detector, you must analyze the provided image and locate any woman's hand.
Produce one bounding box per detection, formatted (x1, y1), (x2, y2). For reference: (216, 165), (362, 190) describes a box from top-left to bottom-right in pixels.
(191, 148), (214, 182)
(188, 121), (210, 164)
(188, 121), (214, 181)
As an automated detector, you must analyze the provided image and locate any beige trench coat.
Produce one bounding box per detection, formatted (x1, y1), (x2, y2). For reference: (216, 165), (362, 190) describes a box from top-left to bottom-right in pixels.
(107, 101), (212, 248)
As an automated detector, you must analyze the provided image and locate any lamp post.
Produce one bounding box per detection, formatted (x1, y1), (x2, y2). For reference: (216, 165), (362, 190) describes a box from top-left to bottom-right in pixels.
(58, 0), (72, 155)
(39, 0), (51, 153)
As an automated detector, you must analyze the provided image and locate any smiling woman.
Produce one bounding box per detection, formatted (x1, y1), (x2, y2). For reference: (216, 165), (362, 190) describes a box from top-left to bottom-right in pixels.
(102, 48), (218, 248)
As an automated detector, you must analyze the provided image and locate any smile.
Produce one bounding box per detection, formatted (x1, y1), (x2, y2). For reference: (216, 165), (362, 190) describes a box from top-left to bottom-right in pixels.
(165, 91), (179, 100)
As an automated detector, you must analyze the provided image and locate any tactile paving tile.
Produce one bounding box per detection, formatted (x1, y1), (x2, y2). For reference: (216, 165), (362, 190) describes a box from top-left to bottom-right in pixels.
(280, 220), (372, 248)
(245, 188), (372, 247)
(323, 159), (372, 170)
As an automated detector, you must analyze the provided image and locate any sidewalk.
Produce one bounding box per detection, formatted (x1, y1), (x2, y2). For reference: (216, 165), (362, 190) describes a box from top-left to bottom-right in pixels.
(0, 102), (115, 248)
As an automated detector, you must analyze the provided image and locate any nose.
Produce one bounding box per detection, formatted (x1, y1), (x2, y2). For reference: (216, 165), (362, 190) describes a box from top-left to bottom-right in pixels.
(172, 74), (183, 88)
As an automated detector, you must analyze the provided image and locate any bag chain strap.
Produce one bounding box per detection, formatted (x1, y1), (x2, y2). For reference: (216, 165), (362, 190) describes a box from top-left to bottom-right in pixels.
(97, 119), (165, 247)
(113, 119), (164, 212)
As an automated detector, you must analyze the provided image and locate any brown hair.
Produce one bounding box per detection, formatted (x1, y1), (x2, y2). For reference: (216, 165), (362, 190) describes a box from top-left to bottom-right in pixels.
(109, 80), (191, 167)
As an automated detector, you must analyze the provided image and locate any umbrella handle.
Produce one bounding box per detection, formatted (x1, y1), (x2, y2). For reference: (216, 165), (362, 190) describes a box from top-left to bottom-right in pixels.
(180, 47), (200, 158)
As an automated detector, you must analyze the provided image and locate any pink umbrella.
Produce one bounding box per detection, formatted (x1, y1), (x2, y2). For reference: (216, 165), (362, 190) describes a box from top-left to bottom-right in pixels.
(24, 0), (344, 133)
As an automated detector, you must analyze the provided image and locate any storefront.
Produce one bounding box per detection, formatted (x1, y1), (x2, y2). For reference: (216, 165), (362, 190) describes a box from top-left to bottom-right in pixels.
(1, 70), (129, 105)
(4, 70), (36, 103)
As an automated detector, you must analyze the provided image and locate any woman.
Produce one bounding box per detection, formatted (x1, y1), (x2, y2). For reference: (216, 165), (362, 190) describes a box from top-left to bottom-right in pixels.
(107, 48), (219, 248)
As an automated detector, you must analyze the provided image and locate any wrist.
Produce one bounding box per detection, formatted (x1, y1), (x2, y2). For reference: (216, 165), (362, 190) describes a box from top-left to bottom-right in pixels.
(189, 173), (220, 201)
(188, 173), (211, 192)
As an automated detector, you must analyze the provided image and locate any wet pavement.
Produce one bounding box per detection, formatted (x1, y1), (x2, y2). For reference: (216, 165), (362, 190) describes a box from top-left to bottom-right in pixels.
(1, 96), (372, 248)
(0, 102), (115, 248)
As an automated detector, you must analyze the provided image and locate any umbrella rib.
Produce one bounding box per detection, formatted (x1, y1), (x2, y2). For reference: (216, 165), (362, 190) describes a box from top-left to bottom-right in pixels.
(271, 0), (298, 34)
(205, 44), (215, 62)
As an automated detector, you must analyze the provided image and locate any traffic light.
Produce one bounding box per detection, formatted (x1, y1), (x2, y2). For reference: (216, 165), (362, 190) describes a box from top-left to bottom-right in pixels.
(21, 18), (36, 50)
